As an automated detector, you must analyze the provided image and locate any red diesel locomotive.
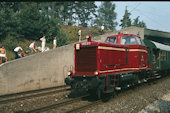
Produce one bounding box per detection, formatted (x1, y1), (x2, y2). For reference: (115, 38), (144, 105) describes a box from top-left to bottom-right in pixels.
(65, 33), (153, 98)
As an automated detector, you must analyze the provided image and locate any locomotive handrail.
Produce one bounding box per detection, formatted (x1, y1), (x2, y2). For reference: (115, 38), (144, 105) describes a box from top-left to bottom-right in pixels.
(63, 65), (69, 85)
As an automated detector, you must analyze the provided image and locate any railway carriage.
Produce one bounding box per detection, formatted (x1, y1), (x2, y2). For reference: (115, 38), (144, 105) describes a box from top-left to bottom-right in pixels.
(65, 33), (170, 98)
(144, 39), (170, 77)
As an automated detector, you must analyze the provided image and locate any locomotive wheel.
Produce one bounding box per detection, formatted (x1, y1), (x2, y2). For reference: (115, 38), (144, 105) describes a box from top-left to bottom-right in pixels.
(112, 89), (117, 97)
(102, 92), (111, 102)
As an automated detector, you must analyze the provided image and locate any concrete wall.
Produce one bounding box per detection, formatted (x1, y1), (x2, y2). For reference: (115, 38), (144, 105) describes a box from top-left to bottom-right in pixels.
(0, 27), (144, 96)
(0, 44), (75, 95)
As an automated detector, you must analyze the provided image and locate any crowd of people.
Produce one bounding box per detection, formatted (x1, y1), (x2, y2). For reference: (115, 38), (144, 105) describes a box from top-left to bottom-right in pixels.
(0, 36), (57, 64)
(0, 24), (105, 64)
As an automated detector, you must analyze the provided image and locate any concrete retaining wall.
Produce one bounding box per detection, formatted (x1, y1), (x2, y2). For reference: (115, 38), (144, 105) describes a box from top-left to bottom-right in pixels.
(0, 44), (75, 96)
(0, 27), (144, 96)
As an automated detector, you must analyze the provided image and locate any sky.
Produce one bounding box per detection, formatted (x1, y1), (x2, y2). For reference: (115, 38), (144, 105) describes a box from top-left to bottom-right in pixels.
(95, 1), (170, 33)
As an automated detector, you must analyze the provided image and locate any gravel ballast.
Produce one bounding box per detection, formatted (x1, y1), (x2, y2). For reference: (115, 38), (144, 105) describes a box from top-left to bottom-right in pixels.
(83, 76), (170, 113)
(0, 76), (169, 113)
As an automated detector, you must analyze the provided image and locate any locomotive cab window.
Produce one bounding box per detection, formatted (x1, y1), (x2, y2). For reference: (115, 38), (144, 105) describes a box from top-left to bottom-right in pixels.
(105, 37), (117, 43)
(136, 36), (145, 46)
(121, 36), (136, 45)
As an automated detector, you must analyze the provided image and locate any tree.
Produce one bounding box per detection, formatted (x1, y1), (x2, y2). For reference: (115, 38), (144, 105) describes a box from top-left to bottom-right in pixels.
(94, 1), (117, 30)
(132, 16), (146, 28)
(67, 2), (76, 25)
(17, 3), (44, 40)
(0, 2), (68, 46)
(120, 6), (132, 29)
(0, 2), (20, 41)
(73, 1), (97, 27)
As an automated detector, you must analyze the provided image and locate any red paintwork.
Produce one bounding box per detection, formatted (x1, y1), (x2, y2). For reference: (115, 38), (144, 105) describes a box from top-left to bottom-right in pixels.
(74, 33), (150, 76)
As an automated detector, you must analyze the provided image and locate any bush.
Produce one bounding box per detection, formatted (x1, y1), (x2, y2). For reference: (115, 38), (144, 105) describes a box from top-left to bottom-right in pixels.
(6, 50), (15, 61)
(2, 35), (18, 51)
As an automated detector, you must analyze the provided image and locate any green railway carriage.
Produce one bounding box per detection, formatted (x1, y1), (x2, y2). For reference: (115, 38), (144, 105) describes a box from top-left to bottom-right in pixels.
(144, 39), (170, 76)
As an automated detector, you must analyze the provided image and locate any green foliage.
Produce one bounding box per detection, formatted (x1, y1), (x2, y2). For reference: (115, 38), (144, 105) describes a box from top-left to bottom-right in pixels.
(94, 1), (117, 31)
(120, 7), (132, 29)
(56, 27), (68, 46)
(120, 8), (147, 29)
(0, 2), (20, 41)
(86, 28), (101, 37)
(2, 35), (18, 51)
(17, 3), (42, 40)
(62, 25), (102, 43)
(74, 1), (97, 27)
(6, 50), (15, 61)
(64, 26), (80, 43)
(132, 16), (147, 28)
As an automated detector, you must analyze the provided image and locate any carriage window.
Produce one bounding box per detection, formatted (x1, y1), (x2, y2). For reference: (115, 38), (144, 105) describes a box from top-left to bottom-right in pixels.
(121, 36), (136, 45)
(105, 37), (117, 43)
(160, 51), (167, 61)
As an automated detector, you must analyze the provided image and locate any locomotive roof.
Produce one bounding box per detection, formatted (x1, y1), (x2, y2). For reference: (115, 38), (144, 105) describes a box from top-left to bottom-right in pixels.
(151, 41), (170, 51)
(107, 33), (135, 38)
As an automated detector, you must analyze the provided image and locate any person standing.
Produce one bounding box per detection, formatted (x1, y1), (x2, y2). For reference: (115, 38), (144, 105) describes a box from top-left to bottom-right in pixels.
(0, 46), (7, 64)
(78, 29), (81, 42)
(29, 41), (37, 54)
(40, 36), (46, 52)
(101, 24), (104, 35)
(14, 46), (23, 59)
(53, 37), (57, 49)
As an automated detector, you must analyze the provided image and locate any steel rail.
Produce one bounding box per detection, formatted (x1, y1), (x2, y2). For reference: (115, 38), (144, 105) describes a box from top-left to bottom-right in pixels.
(0, 85), (67, 98)
(26, 95), (88, 113)
(0, 86), (70, 104)
(65, 100), (101, 113)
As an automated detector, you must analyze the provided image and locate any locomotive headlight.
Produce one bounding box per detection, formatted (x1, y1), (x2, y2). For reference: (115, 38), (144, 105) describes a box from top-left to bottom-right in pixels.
(86, 35), (89, 39)
(94, 71), (99, 75)
(76, 44), (80, 50)
(67, 71), (71, 76)
(67, 71), (73, 77)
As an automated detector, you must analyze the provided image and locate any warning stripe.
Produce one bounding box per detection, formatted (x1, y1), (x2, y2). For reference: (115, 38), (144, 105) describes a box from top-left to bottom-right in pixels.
(98, 46), (147, 53)
(100, 66), (148, 73)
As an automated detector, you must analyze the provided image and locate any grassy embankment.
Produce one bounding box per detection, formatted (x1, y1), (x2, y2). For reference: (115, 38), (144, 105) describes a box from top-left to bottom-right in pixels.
(5, 25), (110, 62)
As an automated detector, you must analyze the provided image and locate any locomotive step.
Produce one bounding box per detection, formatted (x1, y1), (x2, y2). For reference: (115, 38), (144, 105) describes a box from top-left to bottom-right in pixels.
(156, 75), (161, 78)
(115, 87), (121, 90)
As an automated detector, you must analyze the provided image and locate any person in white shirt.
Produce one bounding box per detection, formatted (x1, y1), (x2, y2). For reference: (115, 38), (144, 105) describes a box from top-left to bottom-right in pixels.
(53, 37), (57, 49)
(101, 24), (104, 34)
(78, 29), (81, 42)
(14, 46), (23, 59)
(29, 41), (37, 54)
(40, 36), (46, 52)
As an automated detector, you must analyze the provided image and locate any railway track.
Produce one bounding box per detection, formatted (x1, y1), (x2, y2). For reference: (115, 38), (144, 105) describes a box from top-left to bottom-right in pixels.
(26, 76), (168, 113)
(66, 76), (170, 113)
(1, 76), (169, 113)
(26, 95), (91, 113)
(66, 100), (101, 113)
(0, 85), (70, 104)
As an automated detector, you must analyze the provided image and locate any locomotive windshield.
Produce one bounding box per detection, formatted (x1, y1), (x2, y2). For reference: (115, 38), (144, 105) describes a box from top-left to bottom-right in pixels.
(121, 36), (136, 45)
(105, 37), (117, 43)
